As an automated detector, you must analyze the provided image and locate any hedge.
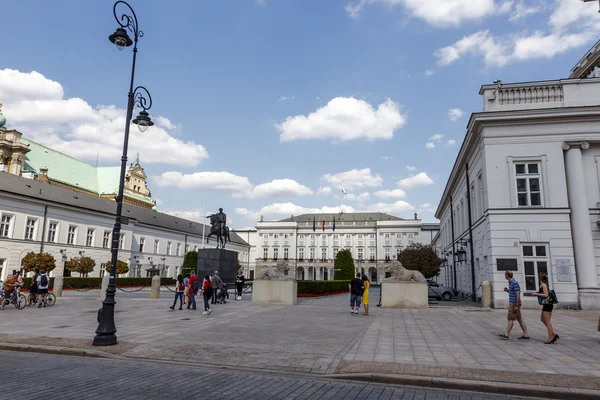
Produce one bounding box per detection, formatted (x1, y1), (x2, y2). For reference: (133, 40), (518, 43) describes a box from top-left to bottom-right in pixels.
(297, 280), (350, 295)
(18, 277), (175, 290)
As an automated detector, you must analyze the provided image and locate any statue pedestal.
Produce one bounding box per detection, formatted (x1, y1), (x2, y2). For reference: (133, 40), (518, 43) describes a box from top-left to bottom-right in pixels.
(382, 281), (428, 309)
(252, 280), (297, 305)
(197, 248), (238, 285)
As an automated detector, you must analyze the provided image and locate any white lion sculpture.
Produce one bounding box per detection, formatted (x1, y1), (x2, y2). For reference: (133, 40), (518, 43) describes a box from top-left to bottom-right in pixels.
(386, 261), (426, 282)
(257, 261), (293, 281)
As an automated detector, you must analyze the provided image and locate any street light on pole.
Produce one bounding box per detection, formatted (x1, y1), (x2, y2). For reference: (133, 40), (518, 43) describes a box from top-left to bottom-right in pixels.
(94, 1), (154, 346)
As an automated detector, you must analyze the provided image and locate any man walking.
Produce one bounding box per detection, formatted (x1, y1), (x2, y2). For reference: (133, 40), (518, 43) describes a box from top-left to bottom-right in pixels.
(349, 272), (364, 315)
(36, 269), (50, 308)
(498, 270), (530, 339)
(211, 271), (223, 304)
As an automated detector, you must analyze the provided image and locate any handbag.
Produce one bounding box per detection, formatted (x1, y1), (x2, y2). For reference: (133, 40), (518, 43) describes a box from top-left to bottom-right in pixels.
(537, 289), (559, 305)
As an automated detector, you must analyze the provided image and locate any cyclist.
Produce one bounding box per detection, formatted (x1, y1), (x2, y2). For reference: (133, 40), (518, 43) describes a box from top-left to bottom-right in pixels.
(36, 269), (49, 308)
(0, 274), (16, 310)
(29, 268), (40, 306)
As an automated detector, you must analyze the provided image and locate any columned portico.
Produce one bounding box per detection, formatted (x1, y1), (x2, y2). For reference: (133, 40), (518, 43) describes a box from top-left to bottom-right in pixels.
(562, 141), (600, 309)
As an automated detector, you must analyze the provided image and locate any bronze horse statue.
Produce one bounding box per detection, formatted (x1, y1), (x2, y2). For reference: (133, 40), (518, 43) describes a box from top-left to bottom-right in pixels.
(206, 214), (230, 249)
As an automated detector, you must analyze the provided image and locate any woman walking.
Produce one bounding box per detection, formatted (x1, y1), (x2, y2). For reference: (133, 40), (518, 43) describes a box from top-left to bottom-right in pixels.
(170, 274), (185, 310)
(202, 275), (213, 315)
(362, 275), (371, 316)
(532, 273), (558, 344)
(235, 272), (245, 300)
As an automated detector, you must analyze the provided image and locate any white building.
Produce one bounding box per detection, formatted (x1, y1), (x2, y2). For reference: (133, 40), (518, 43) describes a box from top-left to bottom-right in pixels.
(254, 212), (438, 283)
(434, 58), (600, 309)
(232, 228), (258, 278)
(0, 172), (250, 281)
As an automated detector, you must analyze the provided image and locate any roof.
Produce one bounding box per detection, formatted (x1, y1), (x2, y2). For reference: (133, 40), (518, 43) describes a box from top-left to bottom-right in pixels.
(277, 212), (405, 222)
(421, 223), (440, 230)
(0, 172), (248, 247)
(570, 39), (600, 79)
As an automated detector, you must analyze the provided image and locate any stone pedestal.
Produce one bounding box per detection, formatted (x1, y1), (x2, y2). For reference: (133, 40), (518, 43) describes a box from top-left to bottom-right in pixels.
(150, 276), (161, 299)
(381, 281), (428, 309)
(54, 276), (64, 298)
(252, 280), (297, 305)
(197, 248), (238, 284)
(481, 280), (492, 308)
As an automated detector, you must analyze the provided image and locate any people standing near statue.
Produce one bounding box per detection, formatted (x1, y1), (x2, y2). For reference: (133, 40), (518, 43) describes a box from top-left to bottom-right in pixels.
(498, 270), (530, 340)
(183, 273), (190, 307)
(187, 271), (198, 311)
(170, 274), (185, 311)
(349, 273), (364, 315)
(211, 271), (223, 304)
(235, 271), (245, 300)
(201, 274), (213, 315)
(361, 275), (371, 316)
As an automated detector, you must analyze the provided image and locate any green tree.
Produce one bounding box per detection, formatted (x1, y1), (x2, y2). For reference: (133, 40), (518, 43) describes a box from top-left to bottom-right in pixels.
(21, 252), (57, 273)
(334, 249), (355, 280)
(397, 243), (441, 279)
(236, 259), (242, 273)
(181, 251), (198, 277)
(105, 260), (129, 275)
(66, 256), (96, 276)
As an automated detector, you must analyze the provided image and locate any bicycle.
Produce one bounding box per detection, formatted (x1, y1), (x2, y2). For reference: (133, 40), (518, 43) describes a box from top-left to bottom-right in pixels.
(0, 284), (27, 310)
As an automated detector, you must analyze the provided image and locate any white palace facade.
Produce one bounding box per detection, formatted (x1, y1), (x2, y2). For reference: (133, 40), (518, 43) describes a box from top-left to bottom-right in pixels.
(432, 44), (600, 310)
(254, 213), (439, 283)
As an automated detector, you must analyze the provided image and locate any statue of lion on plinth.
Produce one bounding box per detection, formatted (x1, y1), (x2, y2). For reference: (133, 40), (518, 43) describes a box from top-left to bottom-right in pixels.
(385, 261), (426, 282)
(257, 261), (294, 281)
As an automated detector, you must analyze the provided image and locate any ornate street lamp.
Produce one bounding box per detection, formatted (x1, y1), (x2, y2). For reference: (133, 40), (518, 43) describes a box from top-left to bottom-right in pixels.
(94, 1), (154, 346)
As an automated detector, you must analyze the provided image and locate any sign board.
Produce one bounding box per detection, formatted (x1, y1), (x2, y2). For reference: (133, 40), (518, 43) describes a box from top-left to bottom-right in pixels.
(556, 259), (573, 282)
(497, 258), (517, 271)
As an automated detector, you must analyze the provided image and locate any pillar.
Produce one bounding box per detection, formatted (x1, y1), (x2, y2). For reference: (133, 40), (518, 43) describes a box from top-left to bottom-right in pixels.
(150, 275), (161, 299)
(54, 276), (64, 298)
(481, 280), (492, 308)
(562, 142), (600, 309)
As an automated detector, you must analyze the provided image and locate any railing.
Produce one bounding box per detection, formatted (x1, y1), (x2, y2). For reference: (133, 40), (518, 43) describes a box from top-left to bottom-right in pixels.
(497, 84), (563, 105)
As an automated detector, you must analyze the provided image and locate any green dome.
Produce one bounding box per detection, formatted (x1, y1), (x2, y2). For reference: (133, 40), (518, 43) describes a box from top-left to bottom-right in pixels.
(0, 112), (6, 128)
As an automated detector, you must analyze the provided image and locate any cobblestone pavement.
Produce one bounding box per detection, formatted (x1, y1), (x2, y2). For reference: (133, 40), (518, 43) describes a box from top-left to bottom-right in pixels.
(2, 350), (549, 400)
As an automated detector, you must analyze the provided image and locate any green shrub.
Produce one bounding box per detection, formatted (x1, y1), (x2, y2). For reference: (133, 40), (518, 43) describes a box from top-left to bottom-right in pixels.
(181, 251), (198, 276)
(297, 280), (350, 295)
(334, 249), (355, 280)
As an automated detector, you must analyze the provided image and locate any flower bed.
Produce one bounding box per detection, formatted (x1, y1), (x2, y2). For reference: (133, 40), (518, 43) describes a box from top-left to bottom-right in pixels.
(298, 290), (350, 298)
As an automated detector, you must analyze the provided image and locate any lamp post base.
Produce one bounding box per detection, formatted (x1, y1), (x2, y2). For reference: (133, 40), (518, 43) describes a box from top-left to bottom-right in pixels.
(93, 290), (118, 346)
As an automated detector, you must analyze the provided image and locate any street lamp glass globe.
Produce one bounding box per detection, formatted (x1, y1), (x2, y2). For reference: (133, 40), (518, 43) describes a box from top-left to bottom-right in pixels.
(115, 37), (127, 51)
(137, 122), (149, 132)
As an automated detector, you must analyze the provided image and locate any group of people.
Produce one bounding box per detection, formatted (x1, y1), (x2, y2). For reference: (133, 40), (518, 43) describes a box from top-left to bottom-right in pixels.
(169, 271), (246, 315)
(349, 272), (371, 316)
(0, 268), (50, 309)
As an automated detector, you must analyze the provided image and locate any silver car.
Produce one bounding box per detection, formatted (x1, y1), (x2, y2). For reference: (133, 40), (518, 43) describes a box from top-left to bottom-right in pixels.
(427, 279), (455, 301)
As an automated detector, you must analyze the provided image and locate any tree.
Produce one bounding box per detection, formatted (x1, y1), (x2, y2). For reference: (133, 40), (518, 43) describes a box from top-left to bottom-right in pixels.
(236, 259), (242, 273)
(397, 243), (441, 279)
(181, 251), (198, 277)
(21, 252), (57, 273)
(105, 260), (129, 275)
(334, 249), (355, 280)
(66, 256), (96, 277)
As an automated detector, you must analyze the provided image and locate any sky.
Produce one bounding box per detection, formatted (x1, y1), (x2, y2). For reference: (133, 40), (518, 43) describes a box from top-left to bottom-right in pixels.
(1, 0), (599, 229)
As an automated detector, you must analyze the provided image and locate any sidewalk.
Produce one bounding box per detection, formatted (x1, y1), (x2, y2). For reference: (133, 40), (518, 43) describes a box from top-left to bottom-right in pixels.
(2, 291), (599, 397)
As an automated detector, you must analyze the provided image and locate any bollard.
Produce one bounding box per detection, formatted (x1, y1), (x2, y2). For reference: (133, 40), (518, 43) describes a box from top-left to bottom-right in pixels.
(100, 275), (109, 299)
(482, 280), (492, 308)
(150, 275), (161, 299)
(54, 276), (64, 298)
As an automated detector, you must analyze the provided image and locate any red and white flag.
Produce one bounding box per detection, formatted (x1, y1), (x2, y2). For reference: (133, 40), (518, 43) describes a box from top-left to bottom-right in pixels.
(341, 188), (347, 195)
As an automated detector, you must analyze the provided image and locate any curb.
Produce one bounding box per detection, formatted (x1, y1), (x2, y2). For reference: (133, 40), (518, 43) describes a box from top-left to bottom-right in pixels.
(327, 373), (600, 400)
(0, 343), (126, 360)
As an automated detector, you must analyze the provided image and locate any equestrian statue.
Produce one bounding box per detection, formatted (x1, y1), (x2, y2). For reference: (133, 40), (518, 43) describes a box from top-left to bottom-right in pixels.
(206, 208), (231, 249)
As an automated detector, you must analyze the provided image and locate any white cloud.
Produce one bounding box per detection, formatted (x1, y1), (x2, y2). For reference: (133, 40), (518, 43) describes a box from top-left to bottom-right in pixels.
(0, 69), (209, 167)
(155, 116), (175, 130)
(406, 166), (416, 171)
(374, 189), (407, 199)
(425, 142), (435, 149)
(446, 139), (457, 146)
(448, 108), (464, 121)
(346, 192), (371, 202)
(429, 133), (444, 141)
(418, 203), (437, 213)
(364, 200), (415, 214)
(240, 179), (313, 199)
(509, 0), (543, 21)
(424, 69), (435, 76)
(238, 202), (358, 221)
(255, 0), (266, 6)
(316, 186), (333, 196)
(152, 171), (253, 192)
(398, 172), (435, 188)
(321, 168), (383, 190)
(380, 155), (393, 160)
(164, 209), (208, 223)
(277, 97), (406, 142)
(278, 96), (295, 102)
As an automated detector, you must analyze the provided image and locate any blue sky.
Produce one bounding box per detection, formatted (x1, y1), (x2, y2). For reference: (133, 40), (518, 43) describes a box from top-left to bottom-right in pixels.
(1, 0), (599, 228)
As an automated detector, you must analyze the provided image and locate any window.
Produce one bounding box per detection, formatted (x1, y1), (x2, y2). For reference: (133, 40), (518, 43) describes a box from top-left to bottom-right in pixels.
(284, 247), (289, 259)
(84, 228), (94, 247)
(384, 233), (390, 238)
(396, 233), (402, 238)
(103, 231), (111, 248)
(0, 214), (13, 237)
(284, 234), (289, 239)
(176, 243), (181, 256)
(25, 218), (37, 240)
(48, 222), (58, 243)
(522, 244), (548, 291)
(154, 240), (159, 254)
(299, 248), (304, 259)
(299, 234), (305, 239)
(322, 234), (326, 238)
(139, 237), (145, 252)
(321, 248), (327, 260)
(273, 234), (279, 239)
(357, 234), (363, 239)
(408, 233), (414, 238)
(263, 247), (268, 259)
(0, 259), (4, 281)
(273, 247), (279, 259)
(333, 234), (339, 239)
(263, 234), (269, 238)
(67, 225), (77, 245)
(167, 242), (172, 255)
(369, 248), (375, 260)
(515, 163), (542, 207)
(346, 234), (351, 239)
(369, 234), (375, 239)
(358, 248), (364, 259)
(309, 248), (315, 259)
(384, 248), (391, 259)
(119, 234), (125, 250)
(333, 248), (339, 259)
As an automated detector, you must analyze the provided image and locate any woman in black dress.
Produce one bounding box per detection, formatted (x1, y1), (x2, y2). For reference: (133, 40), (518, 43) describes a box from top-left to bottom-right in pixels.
(532, 273), (558, 344)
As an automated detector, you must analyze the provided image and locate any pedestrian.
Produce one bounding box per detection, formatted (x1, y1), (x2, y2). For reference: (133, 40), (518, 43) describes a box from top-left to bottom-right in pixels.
(361, 275), (371, 316)
(183, 273), (190, 307)
(202, 274), (213, 315)
(498, 270), (530, 340)
(29, 268), (40, 305)
(36, 269), (49, 308)
(14, 270), (23, 286)
(235, 271), (245, 300)
(187, 271), (198, 310)
(349, 272), (364, 315)
(211, 271), (222, 304)
(170, 274), (185, 311)
(531, 273), (558, 344)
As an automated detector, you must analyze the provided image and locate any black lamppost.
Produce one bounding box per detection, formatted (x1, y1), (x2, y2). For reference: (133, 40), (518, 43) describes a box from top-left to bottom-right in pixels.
(94, 1), (154, 346)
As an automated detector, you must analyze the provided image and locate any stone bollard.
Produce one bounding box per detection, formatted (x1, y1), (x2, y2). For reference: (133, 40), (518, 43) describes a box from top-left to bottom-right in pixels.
(482, 280), (492, 308)
(150, 275), (161, 299)
(100, 275), (110, 299)
(54, 276), (64, 298)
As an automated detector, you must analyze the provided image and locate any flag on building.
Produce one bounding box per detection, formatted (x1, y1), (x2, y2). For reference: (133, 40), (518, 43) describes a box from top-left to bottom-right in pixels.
(341, 188), (347, 195)
(333, 216), (336, 231)
(313, 216), (316, 232)
(322, 218), (325, 231)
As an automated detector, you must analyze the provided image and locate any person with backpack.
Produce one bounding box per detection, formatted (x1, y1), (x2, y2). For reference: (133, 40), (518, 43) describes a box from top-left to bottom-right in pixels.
(170, 274), (185, 311)
(235, 272), (245, 300)
(202, 274), (213, 315)
(29, 268), (40, 306)
(211, 271), (223, 305)
(36, 269), (49, 308)
(531, 273), (559, 344)
(187, 271), (198, 310)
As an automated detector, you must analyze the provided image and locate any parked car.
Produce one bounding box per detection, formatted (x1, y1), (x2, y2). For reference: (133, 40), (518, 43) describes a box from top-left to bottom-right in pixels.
(426, 279), (455, 301)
